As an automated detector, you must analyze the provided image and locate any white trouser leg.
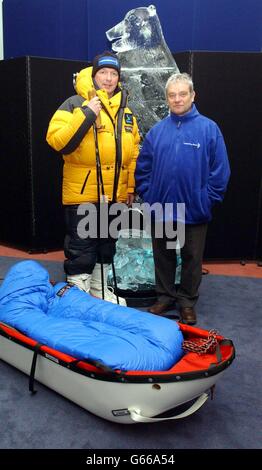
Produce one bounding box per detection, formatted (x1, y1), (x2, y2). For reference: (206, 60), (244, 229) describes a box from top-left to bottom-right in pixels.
(67, 273), (91, 293)
(90, 263), (127, 306)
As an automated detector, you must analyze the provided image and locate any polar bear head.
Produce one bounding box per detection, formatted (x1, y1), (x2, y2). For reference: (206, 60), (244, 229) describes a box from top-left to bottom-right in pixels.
(106, 5), (165, 52)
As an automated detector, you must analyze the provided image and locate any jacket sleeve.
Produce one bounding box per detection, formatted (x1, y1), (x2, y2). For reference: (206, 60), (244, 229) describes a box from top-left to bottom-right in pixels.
(134, 134), (153, 200)
(46, 96), (96, 155)
(127, 116), (140, 193)
(207, 127), (231, 205)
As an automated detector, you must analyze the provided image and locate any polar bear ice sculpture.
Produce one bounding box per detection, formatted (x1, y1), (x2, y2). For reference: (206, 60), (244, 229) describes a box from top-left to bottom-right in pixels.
(106, 4), (180, 137)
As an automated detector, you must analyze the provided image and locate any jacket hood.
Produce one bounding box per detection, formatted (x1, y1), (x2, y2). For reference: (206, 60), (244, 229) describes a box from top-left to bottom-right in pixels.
(74, 66), (121, 100)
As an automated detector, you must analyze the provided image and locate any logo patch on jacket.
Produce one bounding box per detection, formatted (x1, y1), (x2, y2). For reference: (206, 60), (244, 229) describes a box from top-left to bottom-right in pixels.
(125, 113), (133, 125)
(56, 284), (74, 297)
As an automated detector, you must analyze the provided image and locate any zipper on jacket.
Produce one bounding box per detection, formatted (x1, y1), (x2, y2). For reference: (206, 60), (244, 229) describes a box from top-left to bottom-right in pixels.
(99, 102), (121, 202)
(113, 89), (128, 202)
(80, 170), (91, 194)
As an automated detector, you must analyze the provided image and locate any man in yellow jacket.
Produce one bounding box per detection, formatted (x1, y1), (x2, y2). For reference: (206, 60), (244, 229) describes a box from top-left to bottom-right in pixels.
(46, 51), (140, 304)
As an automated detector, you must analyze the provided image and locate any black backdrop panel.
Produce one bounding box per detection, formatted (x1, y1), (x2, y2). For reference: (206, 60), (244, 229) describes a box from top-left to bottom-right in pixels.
(174, 52), (262, 260)
(0, 54), (261, 258)
(0, 58), (32, 246)
(0, 56), (88, 251)
(255, 128), (262, 261)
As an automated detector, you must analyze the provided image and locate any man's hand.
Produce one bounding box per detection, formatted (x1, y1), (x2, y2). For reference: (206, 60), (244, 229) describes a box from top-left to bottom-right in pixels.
(126, 193), (135, 206)
(87, 96), (102, 116)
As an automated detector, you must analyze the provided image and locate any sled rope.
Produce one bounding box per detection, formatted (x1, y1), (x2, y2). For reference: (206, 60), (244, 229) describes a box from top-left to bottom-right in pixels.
(182, 329), (219, 355)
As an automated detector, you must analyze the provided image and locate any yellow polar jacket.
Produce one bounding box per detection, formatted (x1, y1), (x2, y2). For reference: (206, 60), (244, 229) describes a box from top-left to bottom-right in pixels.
(46, 66), (140, 204)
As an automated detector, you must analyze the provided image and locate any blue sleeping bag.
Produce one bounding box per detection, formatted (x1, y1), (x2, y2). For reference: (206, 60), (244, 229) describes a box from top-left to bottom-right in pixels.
(0, 260), (184, 371)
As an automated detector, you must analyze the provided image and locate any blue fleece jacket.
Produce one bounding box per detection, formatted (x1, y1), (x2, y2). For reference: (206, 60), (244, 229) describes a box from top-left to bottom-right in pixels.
(135, 105), (230, 223)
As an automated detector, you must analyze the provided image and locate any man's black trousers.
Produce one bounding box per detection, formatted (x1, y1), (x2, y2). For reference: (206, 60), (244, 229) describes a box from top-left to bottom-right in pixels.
(151, 222), (208, 308)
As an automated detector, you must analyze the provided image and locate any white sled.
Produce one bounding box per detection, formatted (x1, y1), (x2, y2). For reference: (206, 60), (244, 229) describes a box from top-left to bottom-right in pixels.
(0, 321), (235, 424)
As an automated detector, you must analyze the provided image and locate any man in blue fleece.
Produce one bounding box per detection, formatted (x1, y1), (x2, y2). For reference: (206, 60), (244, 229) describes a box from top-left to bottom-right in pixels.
(135, 73), (230, 324)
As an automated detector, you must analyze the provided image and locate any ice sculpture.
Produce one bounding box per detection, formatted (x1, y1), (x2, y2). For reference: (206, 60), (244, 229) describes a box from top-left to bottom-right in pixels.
(108, 229), (155, 293)
(108, 229), (182, 293)
(106, 4), (180, 138)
